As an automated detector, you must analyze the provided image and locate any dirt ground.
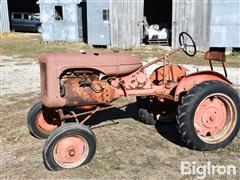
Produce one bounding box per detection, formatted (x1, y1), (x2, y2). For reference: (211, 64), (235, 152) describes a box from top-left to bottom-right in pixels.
(1, 53), (239, 180)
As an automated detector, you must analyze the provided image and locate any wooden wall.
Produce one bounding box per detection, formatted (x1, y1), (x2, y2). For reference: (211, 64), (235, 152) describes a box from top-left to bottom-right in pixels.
(110, 0), (144, 49)
(172, 0), (212, 51)
(110, 0), (212, 51)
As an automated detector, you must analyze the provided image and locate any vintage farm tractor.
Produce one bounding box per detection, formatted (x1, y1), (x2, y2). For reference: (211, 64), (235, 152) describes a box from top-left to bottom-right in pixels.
(27, 32), (240, 171)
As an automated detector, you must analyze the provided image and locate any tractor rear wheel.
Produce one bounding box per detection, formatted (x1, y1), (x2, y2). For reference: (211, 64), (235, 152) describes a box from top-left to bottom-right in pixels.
(43, 123), (96, 171)
(177, 80), (240, 150)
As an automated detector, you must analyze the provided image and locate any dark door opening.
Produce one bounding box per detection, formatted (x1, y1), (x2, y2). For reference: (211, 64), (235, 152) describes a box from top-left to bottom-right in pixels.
(144, 0), (172, 45)
(8, 0), (39, 14)
(78, 1), (87, 43)
(7, 0), (39, 30)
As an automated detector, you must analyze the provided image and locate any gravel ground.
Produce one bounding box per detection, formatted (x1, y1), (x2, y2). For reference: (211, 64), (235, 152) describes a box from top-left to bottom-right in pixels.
(1, 56), (39, 97)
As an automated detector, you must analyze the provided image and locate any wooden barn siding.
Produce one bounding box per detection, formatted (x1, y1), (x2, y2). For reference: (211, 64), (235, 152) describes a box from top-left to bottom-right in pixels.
(110, 0), (144, 49)
(172, 0), (211, 51)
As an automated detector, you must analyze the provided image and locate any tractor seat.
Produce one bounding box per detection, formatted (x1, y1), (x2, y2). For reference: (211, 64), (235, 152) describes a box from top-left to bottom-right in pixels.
(204, 51), (227, 77)
(39, 52), (143, 76)
(204, 51), (225, 61)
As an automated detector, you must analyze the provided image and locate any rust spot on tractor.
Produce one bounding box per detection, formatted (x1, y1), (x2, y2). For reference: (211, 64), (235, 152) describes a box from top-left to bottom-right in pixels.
(150, 64), (188, 85)
(64, 78), (115, 106)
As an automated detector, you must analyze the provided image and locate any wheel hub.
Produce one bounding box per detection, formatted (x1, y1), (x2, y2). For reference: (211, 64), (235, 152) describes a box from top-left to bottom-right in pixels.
(54, 136), (87, 165)
(195, 97), (227, 136)
(68, 149), (75, 156)
(37, 112), (58, 132)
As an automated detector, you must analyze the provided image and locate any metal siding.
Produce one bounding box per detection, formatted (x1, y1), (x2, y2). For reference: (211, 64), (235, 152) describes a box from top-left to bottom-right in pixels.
(0, 0), (10, 33)
(210, 0), (240, 47)
(110, 0), (144, 49)
(38, 0), (82, 42)
(172, 0), (211, 51)
(87, 0), (110, 45)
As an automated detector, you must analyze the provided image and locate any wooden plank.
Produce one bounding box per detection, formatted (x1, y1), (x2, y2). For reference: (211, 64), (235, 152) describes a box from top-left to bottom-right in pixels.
(172, 0), (211, 51)
(110, 0), (144, 48)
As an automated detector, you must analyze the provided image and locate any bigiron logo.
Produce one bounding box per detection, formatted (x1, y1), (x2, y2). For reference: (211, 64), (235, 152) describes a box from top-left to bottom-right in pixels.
(180, 161), (237, 179)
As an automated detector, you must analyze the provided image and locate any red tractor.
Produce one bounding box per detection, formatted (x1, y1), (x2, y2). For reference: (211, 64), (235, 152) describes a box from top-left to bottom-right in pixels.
(27, 32), (240, 171)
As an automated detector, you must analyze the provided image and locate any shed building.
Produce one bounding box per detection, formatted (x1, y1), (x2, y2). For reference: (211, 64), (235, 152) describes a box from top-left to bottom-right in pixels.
(86, 0), (144, 48)
(84, 0), (240, 51)
(37, 0), (84, 42)
(171, 0), (240, 51)
(1, 0), (239, 51)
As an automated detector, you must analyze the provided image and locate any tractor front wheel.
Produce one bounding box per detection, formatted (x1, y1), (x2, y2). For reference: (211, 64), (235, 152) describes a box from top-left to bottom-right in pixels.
(136, 96), (177, 125)
(136, 96), (156, 125)
(177, 80), (240, 150)
(43, 123), (96, 171)
(27, 101), (60, 139)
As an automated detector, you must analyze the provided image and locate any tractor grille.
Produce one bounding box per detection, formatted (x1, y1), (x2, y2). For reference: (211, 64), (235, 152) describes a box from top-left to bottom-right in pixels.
(40, 63), (47, 95)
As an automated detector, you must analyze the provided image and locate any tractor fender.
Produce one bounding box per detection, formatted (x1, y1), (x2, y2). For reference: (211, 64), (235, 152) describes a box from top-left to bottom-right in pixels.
(174, 71), (232, 101)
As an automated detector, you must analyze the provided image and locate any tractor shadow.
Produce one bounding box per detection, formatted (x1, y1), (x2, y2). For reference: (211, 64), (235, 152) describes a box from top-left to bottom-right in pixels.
(86, 102), (138, 126)
(86, 102), (185, 148)
(155, 121), (185, 147)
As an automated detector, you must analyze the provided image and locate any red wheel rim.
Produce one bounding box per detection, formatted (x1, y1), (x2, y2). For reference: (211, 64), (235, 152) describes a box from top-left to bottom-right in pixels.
(37, 112), (58, 132)
(194, 93), (237, 143)
(53, 136), (89, 168)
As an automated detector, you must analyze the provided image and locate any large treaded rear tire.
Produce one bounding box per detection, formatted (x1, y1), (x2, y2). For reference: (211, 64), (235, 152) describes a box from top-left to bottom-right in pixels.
(177, 80), (240, 151)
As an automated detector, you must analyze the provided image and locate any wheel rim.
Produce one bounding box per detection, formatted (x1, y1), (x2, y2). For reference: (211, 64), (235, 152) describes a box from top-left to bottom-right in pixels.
(38, 26), (42, 33)
(194, 93), (237, 144)
(36, 112), (58, 132)
(53, 135), (89, 168)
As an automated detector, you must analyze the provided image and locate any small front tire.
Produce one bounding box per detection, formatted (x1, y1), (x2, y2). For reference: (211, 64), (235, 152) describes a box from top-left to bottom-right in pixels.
(27, 101), (59, 139)
(43, 123), (96, 171)
(136, 96), (177, 124)
(136, 96), (156, 125)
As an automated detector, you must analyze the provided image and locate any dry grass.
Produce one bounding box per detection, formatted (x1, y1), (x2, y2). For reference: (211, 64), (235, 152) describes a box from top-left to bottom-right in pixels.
(1, 32), (239, 68)
(127, 46), (240, 68)
(0, 32), (93, 59)
(1, 92), (240, 179)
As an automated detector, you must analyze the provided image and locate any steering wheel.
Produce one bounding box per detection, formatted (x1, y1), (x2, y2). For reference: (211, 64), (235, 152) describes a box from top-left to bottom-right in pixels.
(179, 32), (197, 57)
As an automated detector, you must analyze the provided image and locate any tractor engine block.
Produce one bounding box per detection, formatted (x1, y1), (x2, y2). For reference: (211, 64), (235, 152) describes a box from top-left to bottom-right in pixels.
(60, 70), (115, 106)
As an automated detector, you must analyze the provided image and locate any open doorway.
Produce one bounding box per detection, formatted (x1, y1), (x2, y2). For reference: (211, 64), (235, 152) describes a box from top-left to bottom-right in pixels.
(78, 1), (87, 43)
(7, 0), (39, 30)
(144, 0), (172, 46)
(8, 0), (39, 13)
